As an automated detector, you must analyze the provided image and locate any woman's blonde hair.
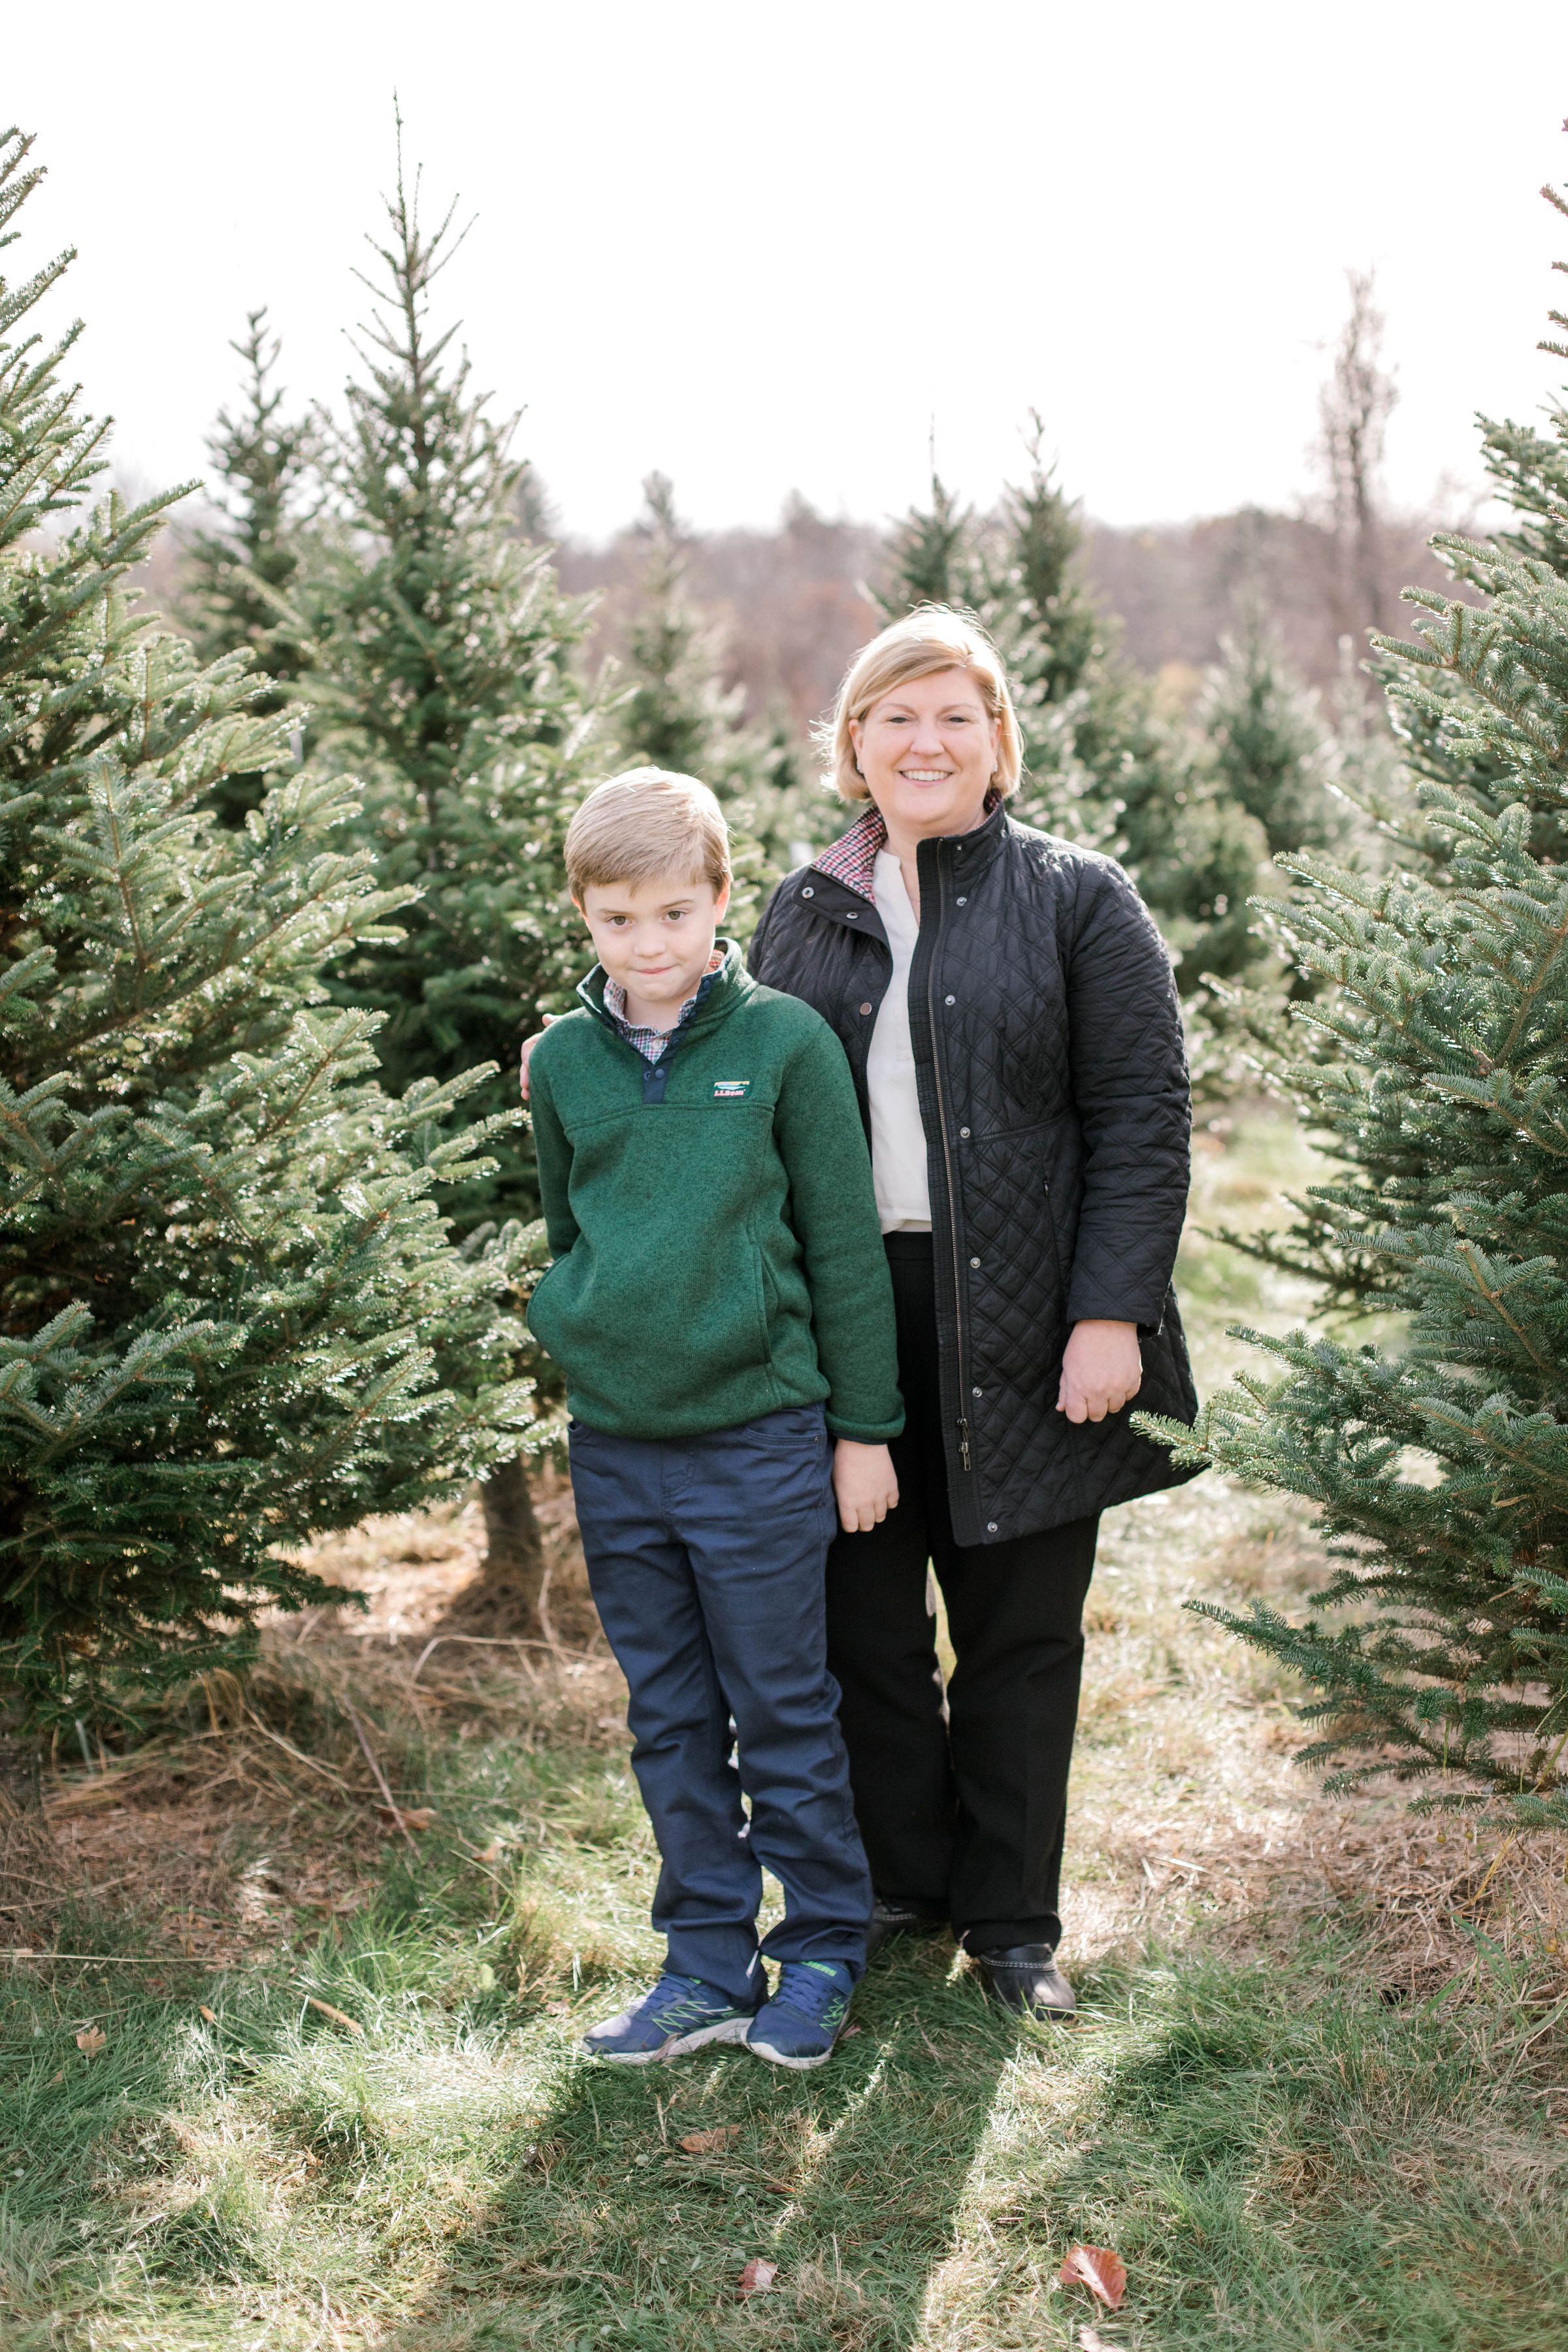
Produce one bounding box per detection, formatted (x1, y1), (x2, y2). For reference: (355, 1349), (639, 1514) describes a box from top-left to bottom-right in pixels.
(564, 767), (731, 900)
(821, 606), (1022, 804)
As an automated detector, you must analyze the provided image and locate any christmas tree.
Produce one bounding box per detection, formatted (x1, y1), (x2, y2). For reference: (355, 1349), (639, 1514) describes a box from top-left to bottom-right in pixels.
(176, 310), (317, 825)
(1142, 172), (1568, 1829)
(286, 136), (608, 1611)
(1195, 597), (1345, 863)
(613, 472), (804, 879)
(0, 130), (534, 1763)
(879, 468), (983, 614)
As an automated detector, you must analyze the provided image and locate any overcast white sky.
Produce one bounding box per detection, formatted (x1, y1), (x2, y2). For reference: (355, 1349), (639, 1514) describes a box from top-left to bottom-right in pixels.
(9, 1), (1568, 541)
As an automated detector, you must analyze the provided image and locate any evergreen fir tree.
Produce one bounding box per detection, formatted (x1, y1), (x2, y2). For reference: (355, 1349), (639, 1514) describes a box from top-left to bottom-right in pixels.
(177, 310), (316, 825)
(0, 131), (533, 1762)
(1142, 176), (1568, 1827)
(613, 473), (795, 883)
(289, 137), (607, 1613)
(1195, 598), (1343, 862)
(618, 474), (755, 789)
(878, 468), (982, 615)
(985, 427), (1102, 715)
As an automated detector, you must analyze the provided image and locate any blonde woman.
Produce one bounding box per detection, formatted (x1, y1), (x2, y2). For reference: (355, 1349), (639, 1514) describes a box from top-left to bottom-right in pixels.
(747, 606), (1199, 2020)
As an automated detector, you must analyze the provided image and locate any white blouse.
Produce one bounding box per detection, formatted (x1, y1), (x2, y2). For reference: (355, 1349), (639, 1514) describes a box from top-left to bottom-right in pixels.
(867, 849), (932, 1233)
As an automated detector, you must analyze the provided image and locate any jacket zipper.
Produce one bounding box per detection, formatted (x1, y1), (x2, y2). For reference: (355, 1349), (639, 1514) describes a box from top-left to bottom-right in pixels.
(924, 855), (973, 1477)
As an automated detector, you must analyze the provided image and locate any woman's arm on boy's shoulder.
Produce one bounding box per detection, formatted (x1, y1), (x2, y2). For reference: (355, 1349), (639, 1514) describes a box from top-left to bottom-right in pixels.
(772, 1020), (902, 1446)
(526, 1054), (580, 1257)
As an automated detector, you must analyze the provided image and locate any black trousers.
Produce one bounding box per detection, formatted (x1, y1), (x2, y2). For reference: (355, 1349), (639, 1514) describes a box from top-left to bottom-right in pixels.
(826, 1233), (1098, 1953)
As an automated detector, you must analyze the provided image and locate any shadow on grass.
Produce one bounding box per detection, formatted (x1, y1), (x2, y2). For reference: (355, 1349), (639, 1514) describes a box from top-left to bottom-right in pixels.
(13, 1716), (1568, 2351)
(0, 1899), (283, 2344)
(380, 1935), (1017, 2352)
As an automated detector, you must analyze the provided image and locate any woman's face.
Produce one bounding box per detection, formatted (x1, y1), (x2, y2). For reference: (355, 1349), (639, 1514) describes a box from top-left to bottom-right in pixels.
(849, 666), (1000, 840)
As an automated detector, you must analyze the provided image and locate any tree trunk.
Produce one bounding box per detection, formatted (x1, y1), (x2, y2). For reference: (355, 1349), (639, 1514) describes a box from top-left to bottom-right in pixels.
(471, 1453), (547, 1632)
(0, 1708), (56, 1932)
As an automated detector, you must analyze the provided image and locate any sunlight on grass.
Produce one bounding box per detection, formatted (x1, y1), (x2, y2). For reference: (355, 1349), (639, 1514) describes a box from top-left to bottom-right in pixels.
(4, 1110), (1567, 2349)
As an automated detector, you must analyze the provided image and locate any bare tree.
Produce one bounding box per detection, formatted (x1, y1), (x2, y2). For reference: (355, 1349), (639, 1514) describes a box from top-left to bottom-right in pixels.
(1315, 269), (1399, 647)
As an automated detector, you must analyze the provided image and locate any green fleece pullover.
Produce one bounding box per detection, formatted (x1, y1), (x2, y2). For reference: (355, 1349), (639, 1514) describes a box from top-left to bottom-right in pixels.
(525, 945), (903, 1444)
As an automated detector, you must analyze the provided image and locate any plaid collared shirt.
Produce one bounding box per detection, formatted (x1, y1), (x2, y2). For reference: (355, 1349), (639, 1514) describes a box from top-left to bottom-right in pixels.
(603, 950), (726, 1062)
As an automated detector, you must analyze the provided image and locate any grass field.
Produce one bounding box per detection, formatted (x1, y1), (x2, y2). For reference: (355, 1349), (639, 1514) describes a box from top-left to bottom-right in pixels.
(3, 1111), (1567, 2351)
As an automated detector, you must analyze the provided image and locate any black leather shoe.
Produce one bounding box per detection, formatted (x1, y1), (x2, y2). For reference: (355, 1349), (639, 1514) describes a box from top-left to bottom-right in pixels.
(866, 1895), (949, 1961)
(973, 1943), (1075, 2019)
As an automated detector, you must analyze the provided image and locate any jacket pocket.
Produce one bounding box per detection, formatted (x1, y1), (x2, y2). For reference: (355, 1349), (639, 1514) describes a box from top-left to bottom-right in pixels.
(960, 1119), (1073, 1378)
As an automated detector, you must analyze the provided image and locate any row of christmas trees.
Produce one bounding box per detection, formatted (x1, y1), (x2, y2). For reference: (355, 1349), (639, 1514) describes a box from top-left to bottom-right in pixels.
(7, 106), (1568, 1832)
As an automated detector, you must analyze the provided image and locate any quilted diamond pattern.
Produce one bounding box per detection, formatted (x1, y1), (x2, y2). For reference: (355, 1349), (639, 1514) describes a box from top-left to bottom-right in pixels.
(750, 802), (1200, 1545)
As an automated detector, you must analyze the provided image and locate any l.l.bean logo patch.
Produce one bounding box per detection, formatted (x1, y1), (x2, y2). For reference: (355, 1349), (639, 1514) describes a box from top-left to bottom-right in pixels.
(712, 1079), (752, 1100)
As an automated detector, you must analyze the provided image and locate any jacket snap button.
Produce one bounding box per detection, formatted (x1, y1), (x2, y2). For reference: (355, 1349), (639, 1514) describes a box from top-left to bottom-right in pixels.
(959, 1126), (970, 1138)
(846, 911), (858, 920)
(956, 896), (967, 906)
(970, 1255), (980, 1268)
(858, 1002), (872, 1016)
(987, 1521), (998, 1533)
(802, 885), (814, 897)
(944, 994), (955, 1006)
(972, 1386), (983, 1397)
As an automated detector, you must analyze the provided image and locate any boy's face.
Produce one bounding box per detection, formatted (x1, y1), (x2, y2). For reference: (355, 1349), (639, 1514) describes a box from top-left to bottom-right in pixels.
(578, 871), (731, 1022)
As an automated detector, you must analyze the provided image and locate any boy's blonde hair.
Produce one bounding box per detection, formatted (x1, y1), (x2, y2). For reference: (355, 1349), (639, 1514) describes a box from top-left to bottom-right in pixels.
(565, 767), (732, 900)
(821, 606), (1023, 803)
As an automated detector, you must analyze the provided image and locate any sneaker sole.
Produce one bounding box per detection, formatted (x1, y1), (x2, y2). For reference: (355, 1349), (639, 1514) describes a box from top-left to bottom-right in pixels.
(581, 2015), (755, 2065)
(745, 2034), (837, 2070)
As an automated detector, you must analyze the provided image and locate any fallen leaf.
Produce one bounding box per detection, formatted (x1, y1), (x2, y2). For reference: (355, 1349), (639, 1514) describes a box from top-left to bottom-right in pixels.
(1079, 2328), (1115, 2351)
(679, 2124), (742, 2155)
(74, 2026), (106, 2057)
(545, 1999), (571, 2016)
(376, 1804), (436, 1831)
(303, 1995), (363, 2036)
(737, 2257), (777, 2298)
(473, 1839), (505, 1863)
(48, 2070), (62, 2084)
(1058, 2244), (1127, 2311)
(200, 2005), (218, 2025)
(840, 2023), (864, 2040)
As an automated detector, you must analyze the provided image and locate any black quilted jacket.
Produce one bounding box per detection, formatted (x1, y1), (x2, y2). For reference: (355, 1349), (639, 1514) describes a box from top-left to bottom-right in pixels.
(748, 799), (1200, 1544)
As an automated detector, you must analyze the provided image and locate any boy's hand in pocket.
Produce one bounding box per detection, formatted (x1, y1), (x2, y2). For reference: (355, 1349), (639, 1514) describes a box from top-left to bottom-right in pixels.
(832, 1440), (900, 1533)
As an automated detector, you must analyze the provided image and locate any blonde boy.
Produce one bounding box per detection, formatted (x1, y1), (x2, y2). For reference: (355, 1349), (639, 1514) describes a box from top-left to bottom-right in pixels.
(525, 769), (901, 2067)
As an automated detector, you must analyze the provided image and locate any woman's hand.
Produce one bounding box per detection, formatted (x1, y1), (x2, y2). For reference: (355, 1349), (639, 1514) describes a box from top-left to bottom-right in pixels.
(832, 1439), (900, 1533)
(518, 1017), (558, 1100)
(1056, 1320), (1142, 1423)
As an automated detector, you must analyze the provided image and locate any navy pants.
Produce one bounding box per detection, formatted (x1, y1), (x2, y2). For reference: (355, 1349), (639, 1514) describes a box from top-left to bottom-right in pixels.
(568, 1403), (873, 2004)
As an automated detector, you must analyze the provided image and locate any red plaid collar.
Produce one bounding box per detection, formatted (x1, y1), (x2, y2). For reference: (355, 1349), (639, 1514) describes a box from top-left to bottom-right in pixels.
(809, 805), (887, 904)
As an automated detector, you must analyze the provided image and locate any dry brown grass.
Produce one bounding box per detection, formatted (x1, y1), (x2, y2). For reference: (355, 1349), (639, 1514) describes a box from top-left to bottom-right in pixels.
(37, 1465), (626, 1969)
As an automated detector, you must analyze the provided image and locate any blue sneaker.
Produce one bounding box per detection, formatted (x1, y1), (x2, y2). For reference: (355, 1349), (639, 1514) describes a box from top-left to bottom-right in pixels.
(581, 1974), (759, 2065)
(745, 1961), (855, 2070)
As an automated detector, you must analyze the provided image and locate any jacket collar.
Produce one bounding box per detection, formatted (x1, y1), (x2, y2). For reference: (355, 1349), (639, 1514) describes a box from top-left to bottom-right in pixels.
(914, 792), (1010, 889)
(576, 938), (749, 1043)
(809, 791), (1009, 906)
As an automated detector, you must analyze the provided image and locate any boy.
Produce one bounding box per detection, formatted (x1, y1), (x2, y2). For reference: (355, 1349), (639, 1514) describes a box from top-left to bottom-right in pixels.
(526, 767), (902, 2069)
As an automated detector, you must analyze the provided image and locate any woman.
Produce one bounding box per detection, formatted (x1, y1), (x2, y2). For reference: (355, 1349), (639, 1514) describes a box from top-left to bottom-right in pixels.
(747, 606), (1198, 2021)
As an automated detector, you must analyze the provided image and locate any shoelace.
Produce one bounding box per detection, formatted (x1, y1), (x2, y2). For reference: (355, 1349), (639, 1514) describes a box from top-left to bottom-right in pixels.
(770, 1963), (847, 2022)
(642, 1975), (725, 2027)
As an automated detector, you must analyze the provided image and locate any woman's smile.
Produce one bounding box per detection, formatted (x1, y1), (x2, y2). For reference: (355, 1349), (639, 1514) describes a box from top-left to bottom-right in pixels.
(849, 664), (999, 849)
